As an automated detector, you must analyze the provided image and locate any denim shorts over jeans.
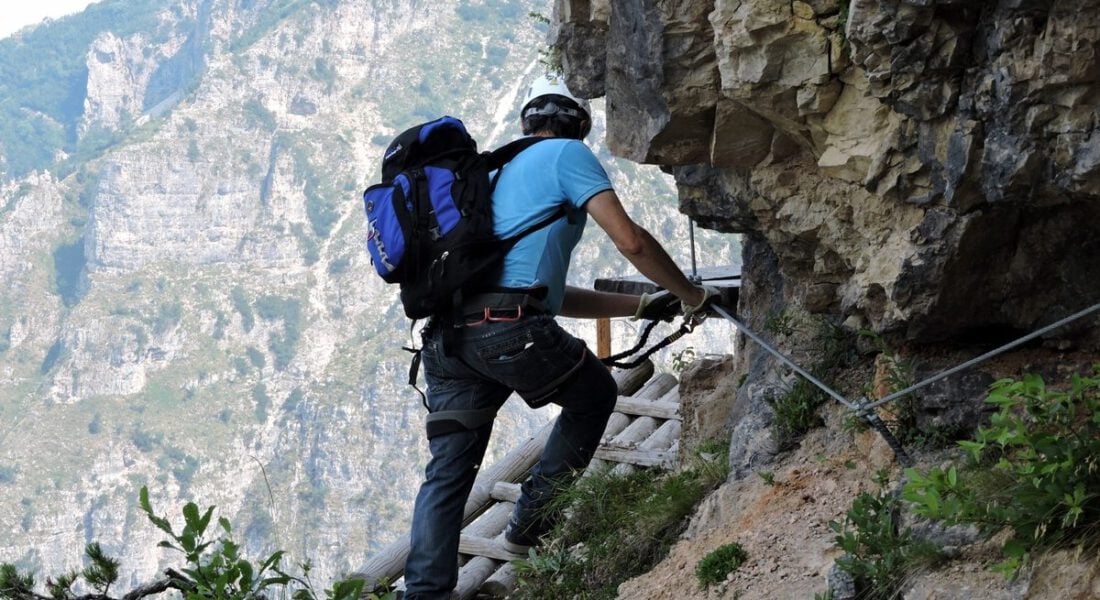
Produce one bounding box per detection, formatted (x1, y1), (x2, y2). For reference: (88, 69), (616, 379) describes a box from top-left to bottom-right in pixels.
(402, 315), (618, 600)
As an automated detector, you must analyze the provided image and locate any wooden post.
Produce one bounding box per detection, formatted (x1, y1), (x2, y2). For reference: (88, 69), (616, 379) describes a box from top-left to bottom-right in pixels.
(596, 318), (611, 358)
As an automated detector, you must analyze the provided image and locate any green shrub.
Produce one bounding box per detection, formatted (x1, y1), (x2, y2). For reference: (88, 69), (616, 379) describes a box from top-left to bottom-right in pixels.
(187, 139), (201, 162)
(243, 99), (278, 131)
(252, 383), (271, 422)
(254, 296), (301, 370)
(512, 443), (729, 600)
(52, 239), (85, 306)
(766, 317), (856, 449)
(831, 470), (942, 598)
(696, 542), (747, 588)
(0, 488), (386, 600)
(230, 287), (254, 332)
(765, 378), (826, 449)
(232, 357), (251, 376)
(130, 427), (161, 453)
(903, 367), (1100, 575)
(764, 309), (796, 337)
(153, 302), (182, 335)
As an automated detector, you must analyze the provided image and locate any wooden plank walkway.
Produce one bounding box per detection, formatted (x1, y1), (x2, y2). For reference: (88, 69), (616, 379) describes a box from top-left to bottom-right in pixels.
(353, 360), (684, 599)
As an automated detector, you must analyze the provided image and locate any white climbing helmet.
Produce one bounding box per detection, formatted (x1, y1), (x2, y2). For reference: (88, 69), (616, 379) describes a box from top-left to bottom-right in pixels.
(521, 73), (591, 123)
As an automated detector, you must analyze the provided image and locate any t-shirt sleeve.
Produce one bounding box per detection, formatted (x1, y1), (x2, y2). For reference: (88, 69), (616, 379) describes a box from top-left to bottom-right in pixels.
(555, 140), (614, 209)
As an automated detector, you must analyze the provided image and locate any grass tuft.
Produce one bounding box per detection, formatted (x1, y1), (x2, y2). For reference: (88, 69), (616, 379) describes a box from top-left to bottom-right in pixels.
(511, 442), (730, 600)
(696, 542), (748, 588)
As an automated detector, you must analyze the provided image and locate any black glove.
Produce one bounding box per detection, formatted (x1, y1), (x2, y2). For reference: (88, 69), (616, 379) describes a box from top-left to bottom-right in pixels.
(633, 290), (680, 322)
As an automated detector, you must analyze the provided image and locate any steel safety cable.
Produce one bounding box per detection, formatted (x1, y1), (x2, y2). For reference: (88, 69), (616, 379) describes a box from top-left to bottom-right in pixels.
(711, 304), (859, 410)
(711, 304), (913, 464)
(859, 300), (1100, 413)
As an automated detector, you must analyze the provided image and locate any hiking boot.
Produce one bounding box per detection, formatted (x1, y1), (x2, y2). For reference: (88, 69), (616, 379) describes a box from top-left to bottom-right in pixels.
(502, 520), (540, 556)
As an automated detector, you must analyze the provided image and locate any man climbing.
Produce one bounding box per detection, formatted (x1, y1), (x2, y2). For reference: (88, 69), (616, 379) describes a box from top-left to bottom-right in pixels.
(402, 74), (718, 600)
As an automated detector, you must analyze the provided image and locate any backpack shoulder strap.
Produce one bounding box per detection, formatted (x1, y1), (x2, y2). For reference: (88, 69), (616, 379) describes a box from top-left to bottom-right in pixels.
(489, 136), (569, 247)
(485, 136), (551, 172)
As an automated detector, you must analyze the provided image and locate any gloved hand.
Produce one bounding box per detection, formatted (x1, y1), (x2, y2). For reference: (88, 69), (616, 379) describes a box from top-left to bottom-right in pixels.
(683, 285), (720, 320)
(633, 290), (681, 322)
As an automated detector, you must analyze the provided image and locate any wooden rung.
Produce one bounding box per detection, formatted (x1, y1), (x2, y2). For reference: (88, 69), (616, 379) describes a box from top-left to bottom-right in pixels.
(592, 448), (677, 469)
(490, 481), (522, 503)
(455, 556), (500, 600)
(640, 419), (681, 452)
(464, 501), (513, 538)
(611, 416), (658, 446)
(614, 397), (680, 420)
(634, 372), (678, 399)
(611, 420), (683, 477)
(479, 562), (516, 598)
(459, 534), (526, 562)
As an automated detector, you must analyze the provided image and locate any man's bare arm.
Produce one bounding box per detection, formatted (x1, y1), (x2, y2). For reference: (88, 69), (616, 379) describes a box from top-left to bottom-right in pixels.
(558, 286), (640, 319)
(584, 190), (705, 306)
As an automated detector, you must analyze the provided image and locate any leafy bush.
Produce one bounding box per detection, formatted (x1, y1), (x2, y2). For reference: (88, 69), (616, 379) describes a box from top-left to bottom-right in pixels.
(53, 239), (85, 306)
(765, 378), (826, 449)
(696, 542), (747, 588)
(512, 443), (729, 600)
(153, 302), (182, 335)
(830, 470), (942, 598)
(158, 447), (200, 493)
(255, 296), (301, 371)
(310, 58), (337, 91)
(245, 346), (265, 369)
(327, 256), (350, 275)
(252, 383), (271, 422)
(230, 287), (254, 332)
(903, 367), (1100, 575)
(766, 317), (856, 449)
(764, 309), (796, 337)
(0, 488), (386, 600)
(242, 99), (277, 131)
(130, 427), (161, 453)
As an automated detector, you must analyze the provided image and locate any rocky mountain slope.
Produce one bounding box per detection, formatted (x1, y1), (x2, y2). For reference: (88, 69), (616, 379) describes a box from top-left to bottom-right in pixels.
(0, 0), (738, 588)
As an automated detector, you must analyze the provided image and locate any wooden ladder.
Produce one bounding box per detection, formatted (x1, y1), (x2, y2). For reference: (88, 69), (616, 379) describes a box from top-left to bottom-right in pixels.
(354, 360), (683, 599)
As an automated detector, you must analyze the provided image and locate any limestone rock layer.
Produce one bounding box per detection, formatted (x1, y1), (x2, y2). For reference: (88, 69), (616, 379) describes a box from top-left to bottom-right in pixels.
(556, 0), (1100, 341)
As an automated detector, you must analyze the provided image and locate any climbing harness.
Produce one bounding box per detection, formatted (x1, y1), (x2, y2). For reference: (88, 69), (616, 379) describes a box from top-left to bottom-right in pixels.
(710, 301), (1100, 466)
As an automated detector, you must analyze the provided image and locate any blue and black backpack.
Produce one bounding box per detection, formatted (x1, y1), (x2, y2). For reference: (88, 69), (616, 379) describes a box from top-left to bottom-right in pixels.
(363, 116), (555, 320)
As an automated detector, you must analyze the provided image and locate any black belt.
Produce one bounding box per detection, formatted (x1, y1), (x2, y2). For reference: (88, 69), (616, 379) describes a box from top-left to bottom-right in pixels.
(459, 291), (549, 326)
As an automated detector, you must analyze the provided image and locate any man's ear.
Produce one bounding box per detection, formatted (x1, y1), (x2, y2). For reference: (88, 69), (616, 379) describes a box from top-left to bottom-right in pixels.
(579, 119), (592, 140)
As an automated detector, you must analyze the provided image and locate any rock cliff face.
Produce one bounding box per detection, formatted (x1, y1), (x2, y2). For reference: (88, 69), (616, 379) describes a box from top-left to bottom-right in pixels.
(555, 2), (1100, 597)
(555, 0), (1100, 342)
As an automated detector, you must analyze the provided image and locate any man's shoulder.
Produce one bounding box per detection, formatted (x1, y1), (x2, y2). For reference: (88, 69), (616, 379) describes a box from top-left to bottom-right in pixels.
(513, 138), (594, 160)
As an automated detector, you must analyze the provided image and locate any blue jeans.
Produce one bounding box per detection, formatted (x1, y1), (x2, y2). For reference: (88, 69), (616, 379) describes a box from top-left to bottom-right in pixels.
(403, 315), (617, 600)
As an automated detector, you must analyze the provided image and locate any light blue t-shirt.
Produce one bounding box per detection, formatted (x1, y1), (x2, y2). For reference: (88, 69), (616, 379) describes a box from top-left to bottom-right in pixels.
(492, 138), (613, 314)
